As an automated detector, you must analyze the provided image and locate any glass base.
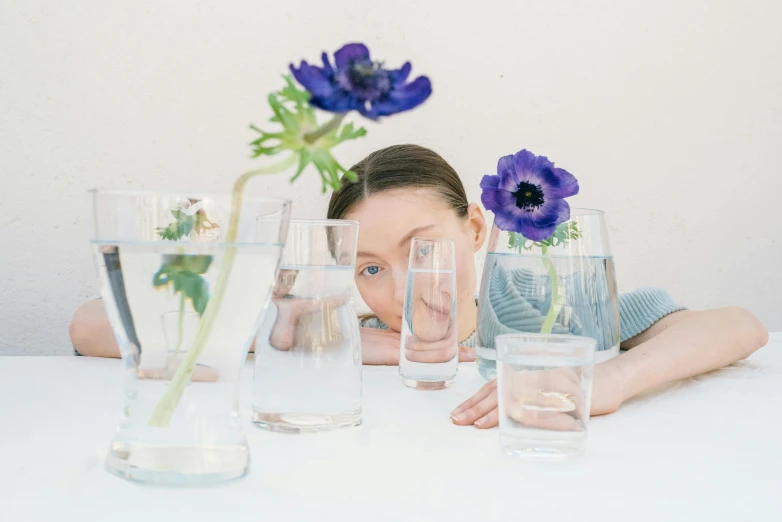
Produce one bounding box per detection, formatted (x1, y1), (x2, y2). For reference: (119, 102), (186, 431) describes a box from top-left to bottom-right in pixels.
(476, 354), (497, 381)
(105, 441), (250, 485)
(251, 411), (362, 433)
(400, 376), (455, 390)
(501, 437), (584, 461)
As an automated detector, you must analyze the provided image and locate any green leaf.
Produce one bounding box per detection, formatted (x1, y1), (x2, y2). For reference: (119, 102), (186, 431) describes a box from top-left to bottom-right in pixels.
(278, 75), (310, 110)
(152, 267), (170, 287)
(181, 255), (212, 274)
(335, 122), (367, 143)
(290, 148), (313, 183)
(267, 93), (298, 132)
(190, 277), (210, 316)
(171, 272), (186, 294)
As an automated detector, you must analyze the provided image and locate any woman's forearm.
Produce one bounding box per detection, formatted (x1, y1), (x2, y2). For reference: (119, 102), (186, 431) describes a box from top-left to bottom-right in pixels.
(608, 307), (768, 401)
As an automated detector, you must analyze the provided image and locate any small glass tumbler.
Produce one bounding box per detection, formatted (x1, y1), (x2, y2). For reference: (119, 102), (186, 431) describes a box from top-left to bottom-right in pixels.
(399, 238), (458, 390)
(495, 333), (596, 459)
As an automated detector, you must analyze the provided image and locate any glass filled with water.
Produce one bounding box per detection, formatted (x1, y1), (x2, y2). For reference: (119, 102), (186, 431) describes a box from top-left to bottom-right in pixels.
(399, 238), (458, 390)
(252, 219), (362, 432)
(476, 209), (619, 380)
(91, 189), (290, 485)
(496, 333), (596, 459)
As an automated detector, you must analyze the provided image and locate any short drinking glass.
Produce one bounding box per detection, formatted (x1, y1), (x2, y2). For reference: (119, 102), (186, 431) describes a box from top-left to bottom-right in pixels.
(399, 238), (458, 390)
(496, 333), (596, 459)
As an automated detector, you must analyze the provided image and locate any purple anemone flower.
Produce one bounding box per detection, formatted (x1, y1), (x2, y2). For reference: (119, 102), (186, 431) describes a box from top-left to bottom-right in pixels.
(480, 149), (579, 241)
(290, 43), (432, 120)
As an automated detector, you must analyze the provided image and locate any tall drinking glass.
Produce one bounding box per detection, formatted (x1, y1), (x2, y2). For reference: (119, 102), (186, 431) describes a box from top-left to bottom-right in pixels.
(91, 190), (290, 485)
(496, 333), (596, 460)
(399, 238), (458, 390)
(252, 219), (362, 432)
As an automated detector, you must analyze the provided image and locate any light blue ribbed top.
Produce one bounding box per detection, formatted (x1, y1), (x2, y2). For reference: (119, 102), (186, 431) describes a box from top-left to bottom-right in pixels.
(361, 267), (685, 348)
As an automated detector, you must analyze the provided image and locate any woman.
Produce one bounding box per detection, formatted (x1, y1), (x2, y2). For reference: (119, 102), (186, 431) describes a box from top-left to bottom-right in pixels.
(324, 144), (768, 428)
(70, 144), (768, 428)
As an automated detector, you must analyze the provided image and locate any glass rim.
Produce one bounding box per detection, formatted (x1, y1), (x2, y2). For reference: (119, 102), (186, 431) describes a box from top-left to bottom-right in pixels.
(570, 208), (605, 216)
(284, 218), (360, 227)
(410, 236), (455, 245)
(89, 188), (292, 206)
(494, 332), (598, 347)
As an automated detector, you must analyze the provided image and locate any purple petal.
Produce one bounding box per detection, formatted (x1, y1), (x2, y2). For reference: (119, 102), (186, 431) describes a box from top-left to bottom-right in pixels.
(497, 155), (520, 192)
(514, 150), (554, 183)
(356, 100), (377, 120)
(479, 174), (500, 189)
(518, 220), (558, 242)
(289, 62), (334, 98)
(320, 52), (334, 75)
(492, 208), (531, 236)
(309, 92), (356, 113)
(334, 43), (371, 69)
(480, 186), (514, 214)
(529, 198), (571, 228)
(367, 75), (432, 117)
(548, 167), (579, 198)
(492, 208), (555, 241)
(390, 62), (412, 84)
(531, 166), (563, 195)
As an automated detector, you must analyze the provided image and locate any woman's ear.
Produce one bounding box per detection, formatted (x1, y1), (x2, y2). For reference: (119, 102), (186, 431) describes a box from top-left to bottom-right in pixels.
(465, 203), (487, 253)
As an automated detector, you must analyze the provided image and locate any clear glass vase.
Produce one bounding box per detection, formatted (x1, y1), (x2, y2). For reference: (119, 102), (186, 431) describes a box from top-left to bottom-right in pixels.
(91, 189), (290, 485)
(476, 209), (619, 380)
(252, 219), (362, 432)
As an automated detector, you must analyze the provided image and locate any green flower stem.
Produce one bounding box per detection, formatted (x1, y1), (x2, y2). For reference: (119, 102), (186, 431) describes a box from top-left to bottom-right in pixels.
(148, 153), (297, 427)
(540, 245), (563, 335)
(176, 293), (185, 352)
(165, 293), (186, 374)
(303, 114), (345, 144)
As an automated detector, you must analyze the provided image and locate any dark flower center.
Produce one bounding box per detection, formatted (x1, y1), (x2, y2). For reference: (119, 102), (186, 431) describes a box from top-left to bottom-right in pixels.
(335, 59), (392, 102)
(512, 181), (545, 212)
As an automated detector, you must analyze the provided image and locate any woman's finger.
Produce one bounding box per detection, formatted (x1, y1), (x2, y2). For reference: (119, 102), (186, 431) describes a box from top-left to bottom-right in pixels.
(474, 407), (499, 429)
(458, 346), (476, 362)
(405, 334), (451, 352)
(451, 379), (497, 417)
(405, 347), (456, 363)
(451, 383), (498, 425)
(451, 394), (498, 426)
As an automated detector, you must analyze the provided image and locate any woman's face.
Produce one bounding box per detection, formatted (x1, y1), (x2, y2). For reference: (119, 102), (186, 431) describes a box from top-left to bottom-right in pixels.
(345, 188), (486, 341)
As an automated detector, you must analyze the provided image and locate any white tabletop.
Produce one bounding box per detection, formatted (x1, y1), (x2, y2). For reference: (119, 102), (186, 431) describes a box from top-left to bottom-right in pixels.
(2, 334), (781, 522)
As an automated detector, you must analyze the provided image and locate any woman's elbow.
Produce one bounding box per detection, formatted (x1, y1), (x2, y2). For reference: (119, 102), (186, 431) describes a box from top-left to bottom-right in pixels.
(720, 306), (768, 359)
(69, 300), (119, 358)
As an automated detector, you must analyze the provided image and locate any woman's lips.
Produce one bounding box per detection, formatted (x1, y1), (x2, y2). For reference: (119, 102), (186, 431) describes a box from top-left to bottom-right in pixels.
(423, 299), (451, 321)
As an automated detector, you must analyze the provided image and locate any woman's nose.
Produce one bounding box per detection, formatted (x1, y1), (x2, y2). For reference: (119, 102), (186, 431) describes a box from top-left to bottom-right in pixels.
(392, 268), (407, 306)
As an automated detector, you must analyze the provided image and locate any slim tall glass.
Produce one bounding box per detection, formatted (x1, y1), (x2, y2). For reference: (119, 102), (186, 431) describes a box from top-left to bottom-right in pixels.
(252, 219), (362, 432)
(91, 189), (290, 485)
(496, 333), (596, 460)
(399, 238), (458, 390)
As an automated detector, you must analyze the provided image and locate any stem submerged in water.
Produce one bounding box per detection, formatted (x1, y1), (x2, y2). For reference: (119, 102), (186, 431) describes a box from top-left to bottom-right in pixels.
(148, 154), (296, 427)
(540, 245), (563, 335)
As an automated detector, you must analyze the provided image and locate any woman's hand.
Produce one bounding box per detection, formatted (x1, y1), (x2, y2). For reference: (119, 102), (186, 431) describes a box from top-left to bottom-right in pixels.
(403, 322), (475, 364)
(361, 327), (477, 366)
(450, 362), (626, 429)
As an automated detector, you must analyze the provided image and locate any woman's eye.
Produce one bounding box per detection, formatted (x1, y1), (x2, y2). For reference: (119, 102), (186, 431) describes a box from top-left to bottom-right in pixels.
(419, 245), (431, 257)
(361, 265), (380, 276)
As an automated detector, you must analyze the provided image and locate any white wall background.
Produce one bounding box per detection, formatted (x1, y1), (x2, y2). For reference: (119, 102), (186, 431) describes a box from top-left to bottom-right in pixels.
(1, 0), (780, 355)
